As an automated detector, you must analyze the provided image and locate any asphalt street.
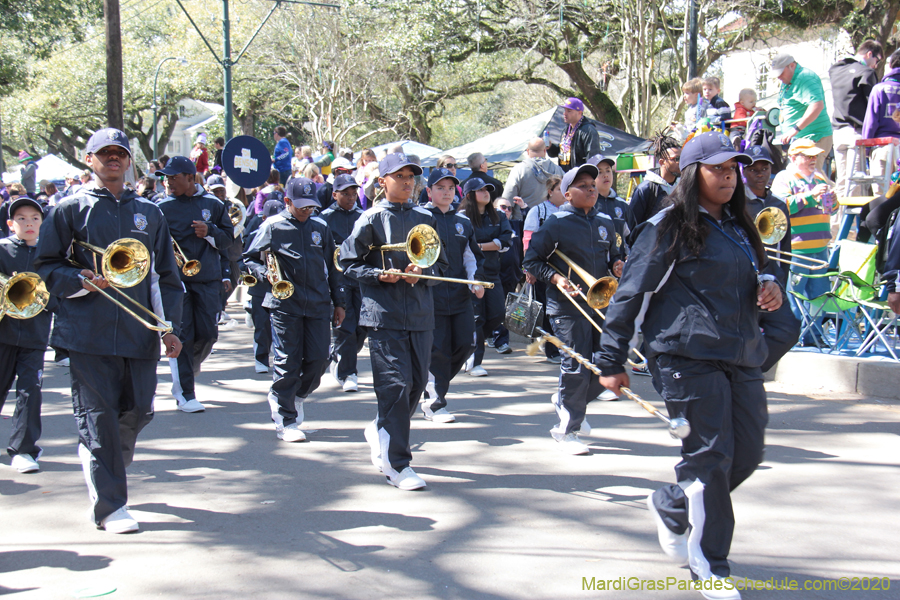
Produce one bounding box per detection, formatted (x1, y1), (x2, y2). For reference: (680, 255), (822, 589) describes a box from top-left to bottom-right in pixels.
(1, 309), (899, 599)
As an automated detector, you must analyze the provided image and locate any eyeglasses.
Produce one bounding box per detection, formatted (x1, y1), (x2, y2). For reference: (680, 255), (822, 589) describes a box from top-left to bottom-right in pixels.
(297, 206), (317, 213)
(443, 163), (457, 169)
(93, 147), (130, 159)
(497, 205), (512, 211)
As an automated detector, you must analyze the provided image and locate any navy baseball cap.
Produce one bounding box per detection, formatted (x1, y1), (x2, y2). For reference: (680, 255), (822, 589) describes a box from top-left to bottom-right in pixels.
(86, 128), (132, 156)
(427, 167), (459, 188)
(156, 156), (197, 177)
(379, 153), (423, 177)
(680, 132), (751, 170)
(462, 177), (495, 196)
(745, 145), (774, 165)
(285, 177), (320, 208)
(262, 200), (284, 218)
(333, 174), (359, 191)
(587, 154), (616, 168)
(7, 197), (44, 219)
(560, 163), (599, 194)
(206, 175), (226, 190)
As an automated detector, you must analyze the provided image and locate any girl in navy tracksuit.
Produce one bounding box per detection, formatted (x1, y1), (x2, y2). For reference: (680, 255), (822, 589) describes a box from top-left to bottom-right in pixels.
(597, 133), (784, 600)
(460, 178), (512, 376)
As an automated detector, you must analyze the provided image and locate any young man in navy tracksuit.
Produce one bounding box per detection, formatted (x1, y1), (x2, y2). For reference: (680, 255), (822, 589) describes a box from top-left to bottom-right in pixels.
(523, 163), (624, 455)
(320, 174), (367, 393)
(589, 154), (635, 258)
(241, 200), (283, 373)
(157, 157), (234, 413)
(244, 178), (345, 442)
(0, 197), (52, 473)
(340, 153), (449, 491)
(35, 128), (184, 533)
(423, 167), (485, 423)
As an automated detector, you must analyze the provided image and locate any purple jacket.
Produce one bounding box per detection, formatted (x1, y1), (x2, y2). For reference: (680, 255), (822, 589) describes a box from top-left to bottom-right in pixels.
(862, 68), (900, 140)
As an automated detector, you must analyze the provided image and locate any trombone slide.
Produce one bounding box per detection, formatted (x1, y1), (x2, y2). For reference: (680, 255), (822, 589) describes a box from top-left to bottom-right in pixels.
(78, 274), (173, 334)
(374, 269), (494, 288)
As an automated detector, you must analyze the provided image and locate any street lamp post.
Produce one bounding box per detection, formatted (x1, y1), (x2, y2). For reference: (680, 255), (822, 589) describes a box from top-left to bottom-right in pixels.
(152, 57), (188, 160)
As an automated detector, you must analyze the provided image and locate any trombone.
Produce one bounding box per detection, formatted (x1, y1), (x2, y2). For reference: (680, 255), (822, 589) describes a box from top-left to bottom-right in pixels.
(755, 207), (829, 270)
(265, 252), (294, 299)
(71, 238), (172, 334)
(227, 198), (245, 227)
(239, 271), (257, 286)
(172, 239), (201, 276)
(526, 326), (690, 439)
(549, 250), (647, 368)
(0, 271), (50, 322)
(367, 224), (495, 288)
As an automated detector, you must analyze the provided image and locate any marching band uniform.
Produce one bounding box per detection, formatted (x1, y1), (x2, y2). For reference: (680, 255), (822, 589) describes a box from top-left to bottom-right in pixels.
(35, 129), (184, 531)
(319, 175), (367, 392)
(0, 198), (53, 473)
(423, 168), (485, 422)
(157, 157), (234, 413)
(243, 178), (344, 442)
(240, 201), (280, 373)
(588, 155), (636, 258)
(340, 153), (449, 490)
(523, 164), (622, 454)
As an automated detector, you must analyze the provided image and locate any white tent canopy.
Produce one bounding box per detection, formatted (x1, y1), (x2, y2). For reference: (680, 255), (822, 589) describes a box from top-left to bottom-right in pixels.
(2, 154), (82, 185)
(352, 140), (443, 163)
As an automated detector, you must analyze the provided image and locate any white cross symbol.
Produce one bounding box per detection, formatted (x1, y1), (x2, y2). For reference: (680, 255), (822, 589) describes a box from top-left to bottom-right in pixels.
(234, 148), (258, 173)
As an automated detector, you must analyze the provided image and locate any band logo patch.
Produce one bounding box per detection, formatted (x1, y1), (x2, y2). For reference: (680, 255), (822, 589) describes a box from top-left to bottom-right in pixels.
(455, 223), (464, 235)
(201, 209), (212, 221)
(134, 213), (147, 231)
(311, 231), (322, 246)
(615, 206), (623, 218)
(599, 226), (608, 240)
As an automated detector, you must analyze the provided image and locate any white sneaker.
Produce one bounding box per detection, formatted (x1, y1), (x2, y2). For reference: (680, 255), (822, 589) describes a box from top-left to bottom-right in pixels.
(177, 398), (206, 413)
(422, 403), (456, 423)
(646, 493), (688, 566)
(598, 389), (619, 401)
(342, 374), (358, 393)
(277, 422), (307, 442)
(557, 432), (589, 455)
(11, 454), (39, 473)
(255, 360), (269, 374)
(580, 419), (592, 436)
(551, 392), (559, 404)
(698, 576), (742, 600)
(100, 507), (139, 534)
(364, 420), (382, 472)
(387, 466), (426, 490)
(56, 357), (70, 367)
(469, 365), (488, 377)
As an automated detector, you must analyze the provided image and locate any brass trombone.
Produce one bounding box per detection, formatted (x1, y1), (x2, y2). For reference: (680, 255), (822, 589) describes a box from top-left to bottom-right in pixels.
(755, 207), (829, 270)
(172, 239), (201, 276)
(0, 271), (50, 322)
(549, 250), (646, 368)
(239, 271), (257, 286)
(71, 238), (172, 333)
(227, 198), (245, 227)
(526, 326), (690, 439)
(367, 224), (495, 288)
(265, 252), (294, 299)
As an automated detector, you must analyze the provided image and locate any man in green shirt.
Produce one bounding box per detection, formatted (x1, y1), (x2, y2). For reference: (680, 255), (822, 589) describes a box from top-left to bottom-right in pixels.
(773, 53), (834, 172)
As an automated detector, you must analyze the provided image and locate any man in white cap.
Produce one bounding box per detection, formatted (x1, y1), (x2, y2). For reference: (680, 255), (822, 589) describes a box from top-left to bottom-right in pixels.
(771, 53), (833, 172)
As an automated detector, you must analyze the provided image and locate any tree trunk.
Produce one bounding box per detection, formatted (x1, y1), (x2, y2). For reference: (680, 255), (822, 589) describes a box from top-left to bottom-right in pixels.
(104, 0), (124, 130)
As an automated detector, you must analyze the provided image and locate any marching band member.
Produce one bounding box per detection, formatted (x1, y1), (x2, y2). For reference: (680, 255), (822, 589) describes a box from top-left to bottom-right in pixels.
(0, 197), (52, 473)
(34, 128), (184, 533)
(157, 157), (234, 413)
(589, 154), (635, 258)
(340, 153), (448, 491)
(423, 167), (485, 423)
(241, 200), (282, 374)
(244, 178), (345, 442)
(523, 163), (624, 455)
(320, 174), (366, 392)
(596, 133), (783, 600)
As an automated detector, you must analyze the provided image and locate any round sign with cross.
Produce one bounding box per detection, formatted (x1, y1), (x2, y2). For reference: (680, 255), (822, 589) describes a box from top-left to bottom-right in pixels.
(222, 135), (274, 188)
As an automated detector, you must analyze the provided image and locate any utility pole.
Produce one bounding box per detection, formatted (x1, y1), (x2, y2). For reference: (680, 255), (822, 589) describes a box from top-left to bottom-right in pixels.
(174, 0), (339, 142)
(687, 0), (699, 80)
(104, 0), (125, 130)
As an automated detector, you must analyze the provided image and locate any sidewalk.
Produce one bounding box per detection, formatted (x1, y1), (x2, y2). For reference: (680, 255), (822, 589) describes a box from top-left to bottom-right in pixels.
(1, 311), (898, 599)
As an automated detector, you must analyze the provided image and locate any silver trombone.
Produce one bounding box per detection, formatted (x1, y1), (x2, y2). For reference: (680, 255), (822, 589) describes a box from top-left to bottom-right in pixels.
(755, 207), (829, 270)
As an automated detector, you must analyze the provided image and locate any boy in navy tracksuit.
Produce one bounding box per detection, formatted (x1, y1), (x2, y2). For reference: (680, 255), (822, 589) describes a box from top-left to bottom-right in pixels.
(156, 157), (234, 413)
(320, 174), (367, 393)
(1, 197), (51, 473)
(588, 154), (635, 258)
(244, 178), (345, 442)
(423, 168), (485, 423)
(241, 200), (282, 374)
(523, 164), (624, 455)
(35, 128), (184, 533)
(340, 153), (449, 491)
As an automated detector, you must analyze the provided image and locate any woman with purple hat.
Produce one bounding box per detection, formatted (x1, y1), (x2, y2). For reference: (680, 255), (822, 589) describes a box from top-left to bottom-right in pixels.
(596, 132), (784, 600)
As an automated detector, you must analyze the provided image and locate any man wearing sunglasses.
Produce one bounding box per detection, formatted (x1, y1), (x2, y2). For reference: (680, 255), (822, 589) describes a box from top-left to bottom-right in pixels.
(157, 156), (235, 414)
(34, 128), (184, 533)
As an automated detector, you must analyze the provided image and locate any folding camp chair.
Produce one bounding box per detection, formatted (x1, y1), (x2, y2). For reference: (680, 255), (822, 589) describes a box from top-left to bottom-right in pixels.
(790, 241), (877, 352)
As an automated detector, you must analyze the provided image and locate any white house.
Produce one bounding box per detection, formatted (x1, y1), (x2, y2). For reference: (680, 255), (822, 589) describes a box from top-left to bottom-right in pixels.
(161, 99), (224, 157)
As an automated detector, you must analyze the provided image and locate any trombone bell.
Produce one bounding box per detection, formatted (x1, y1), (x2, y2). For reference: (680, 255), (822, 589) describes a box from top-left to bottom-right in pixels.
(75, 238), (151, 288)
(333, 247), (343, 273)
(370, 224), (441, 269)
(755, 206), (788, 246)
(266, 253), (294, 299)
(0, 272), (50, 320)
(554, 249), (619, 309)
